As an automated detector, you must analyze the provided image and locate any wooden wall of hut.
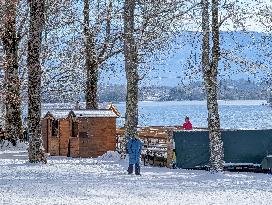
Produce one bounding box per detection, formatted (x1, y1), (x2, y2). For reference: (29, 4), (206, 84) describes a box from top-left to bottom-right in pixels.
(41, 114), (116, 158)
(78, 117), (116, 158)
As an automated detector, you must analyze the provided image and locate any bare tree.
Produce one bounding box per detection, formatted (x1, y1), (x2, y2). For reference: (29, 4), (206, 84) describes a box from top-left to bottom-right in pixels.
(40, 0), (85, 103)
(201, 0), (224, 172)
(123, 0), (197, 138)
(1, 0), (23, 145)
(83, 0), (99, 109)
(181, 0), (262, 171)
(38, 0), (122, 106)
(83, 0), (122, 109)
(124, 0), (138, 138)
(27, 0), (47, 163)
(0, 31), (4, 128)
(0, 66), (4, 128)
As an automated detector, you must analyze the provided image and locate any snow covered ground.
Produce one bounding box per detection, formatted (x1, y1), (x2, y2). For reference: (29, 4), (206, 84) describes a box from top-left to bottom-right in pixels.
(1, 149), (272, 205)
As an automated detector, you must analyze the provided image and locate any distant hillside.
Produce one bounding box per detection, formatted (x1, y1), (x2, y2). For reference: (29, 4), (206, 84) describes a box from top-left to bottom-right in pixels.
(163, 79), (268, 101)
(101, 31), (272, 86)
(41, 79), (269, 103)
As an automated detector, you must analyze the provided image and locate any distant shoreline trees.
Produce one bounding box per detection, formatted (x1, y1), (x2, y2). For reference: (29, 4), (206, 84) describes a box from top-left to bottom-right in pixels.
(41, 79), (268, 103)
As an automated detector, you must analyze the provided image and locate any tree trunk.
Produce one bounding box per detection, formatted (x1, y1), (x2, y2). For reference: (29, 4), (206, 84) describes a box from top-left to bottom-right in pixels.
(0, 92), (4, 128)
(86, 62), (98, 109)
(124, 0), (138, 138)
(1, 0), (23, 145)
(27, 0), (46, 163)
(202, 0), (224, 172)
(84, 0), (98, 110)
(125, 66), (139, 138)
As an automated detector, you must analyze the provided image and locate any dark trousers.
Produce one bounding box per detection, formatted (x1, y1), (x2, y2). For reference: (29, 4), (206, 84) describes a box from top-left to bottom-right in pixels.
(128, 163), (140, 175)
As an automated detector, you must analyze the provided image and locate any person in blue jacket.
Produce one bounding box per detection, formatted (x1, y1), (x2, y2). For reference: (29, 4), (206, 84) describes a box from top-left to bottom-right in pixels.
(127, 136), (143, 175)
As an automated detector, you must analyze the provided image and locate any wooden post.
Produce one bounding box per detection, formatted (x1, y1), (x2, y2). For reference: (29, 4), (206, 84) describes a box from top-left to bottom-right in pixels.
(41, 118), (49, 153)
(166, 129), (174, 168)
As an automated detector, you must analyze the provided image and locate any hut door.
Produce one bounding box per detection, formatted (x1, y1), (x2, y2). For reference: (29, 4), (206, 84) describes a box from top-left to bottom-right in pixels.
(72, 120), (79, 137)
(51, 119), (59, 137)
(59, 120), (71, 156)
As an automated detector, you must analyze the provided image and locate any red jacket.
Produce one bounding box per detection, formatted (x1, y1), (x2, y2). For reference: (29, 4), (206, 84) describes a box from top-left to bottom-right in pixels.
(182, 121), (193, 130)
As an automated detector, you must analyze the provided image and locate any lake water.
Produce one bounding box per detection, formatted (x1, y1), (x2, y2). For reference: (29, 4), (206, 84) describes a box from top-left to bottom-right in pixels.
(36, 100), (272, 130)
(114, 100), (272, 129)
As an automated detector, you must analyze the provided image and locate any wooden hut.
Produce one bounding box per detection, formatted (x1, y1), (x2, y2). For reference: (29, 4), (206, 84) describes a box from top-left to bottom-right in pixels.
(42, 109), (118, 158)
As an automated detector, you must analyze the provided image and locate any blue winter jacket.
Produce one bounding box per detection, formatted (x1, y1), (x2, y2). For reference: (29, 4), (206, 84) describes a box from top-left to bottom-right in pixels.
(127, 138), (142, 164)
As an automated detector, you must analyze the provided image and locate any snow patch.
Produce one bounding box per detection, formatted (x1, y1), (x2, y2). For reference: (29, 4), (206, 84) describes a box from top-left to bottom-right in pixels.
(97, 151), (122, 162)
(0, 140), (28, 152)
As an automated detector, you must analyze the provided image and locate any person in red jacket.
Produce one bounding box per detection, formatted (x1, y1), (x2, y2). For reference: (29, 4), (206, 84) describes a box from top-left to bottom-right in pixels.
(182, 116), (193, 130)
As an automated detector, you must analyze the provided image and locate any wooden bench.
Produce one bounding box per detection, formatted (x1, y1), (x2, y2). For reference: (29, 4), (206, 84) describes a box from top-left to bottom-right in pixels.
(143, 149), (167, 167)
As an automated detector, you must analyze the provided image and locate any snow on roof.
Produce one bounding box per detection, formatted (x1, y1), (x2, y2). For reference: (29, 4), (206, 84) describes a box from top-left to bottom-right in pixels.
(42, 109), (118, 119)
(72, 110), (118, 118)
(42, 110), (70, 119)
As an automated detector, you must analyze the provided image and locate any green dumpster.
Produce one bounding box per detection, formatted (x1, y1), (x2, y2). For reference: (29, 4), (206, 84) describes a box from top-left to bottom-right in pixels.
(173, 129), (272, 169)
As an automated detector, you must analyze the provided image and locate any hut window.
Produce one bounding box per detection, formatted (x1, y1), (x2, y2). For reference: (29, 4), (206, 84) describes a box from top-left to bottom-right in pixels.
(79, 132), (88, 138)
(72, 121), (78, 137)
(52, 119), (59, 137)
